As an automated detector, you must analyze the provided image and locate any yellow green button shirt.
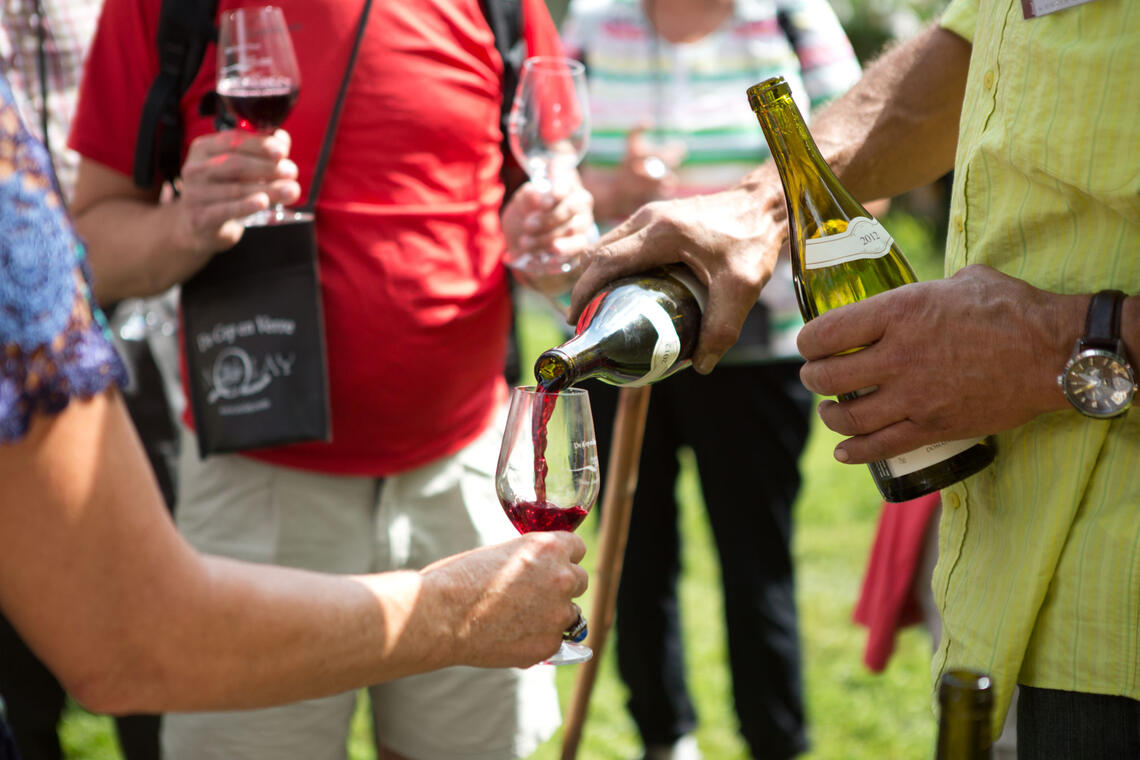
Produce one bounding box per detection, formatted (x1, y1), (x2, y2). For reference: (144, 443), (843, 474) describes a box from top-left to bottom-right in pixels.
(935, 0), (1140, 739)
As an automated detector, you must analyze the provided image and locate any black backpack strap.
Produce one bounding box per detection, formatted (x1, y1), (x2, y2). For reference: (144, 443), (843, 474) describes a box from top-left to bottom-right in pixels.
(480, 0), (527, 200)
(132, 0), (218, 189)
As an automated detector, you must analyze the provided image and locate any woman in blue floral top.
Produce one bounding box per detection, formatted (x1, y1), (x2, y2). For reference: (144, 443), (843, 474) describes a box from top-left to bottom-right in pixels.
(0, 73), (589, 746)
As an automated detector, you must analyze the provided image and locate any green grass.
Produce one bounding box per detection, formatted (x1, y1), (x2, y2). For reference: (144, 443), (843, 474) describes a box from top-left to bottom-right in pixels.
(56, 208), (946, 758)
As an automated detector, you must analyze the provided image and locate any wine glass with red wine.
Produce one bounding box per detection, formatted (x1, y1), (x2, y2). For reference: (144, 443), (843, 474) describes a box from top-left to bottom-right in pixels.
(495, 385), (600, 665)
(216, 5), (311, 226)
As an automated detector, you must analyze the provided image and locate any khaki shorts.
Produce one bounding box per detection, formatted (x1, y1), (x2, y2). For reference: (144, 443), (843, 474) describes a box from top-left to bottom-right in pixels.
(162, 413), (560, 760)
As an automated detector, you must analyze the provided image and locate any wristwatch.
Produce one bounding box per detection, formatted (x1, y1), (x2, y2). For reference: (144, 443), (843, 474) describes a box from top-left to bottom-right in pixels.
(1058, 290), (1137, 418)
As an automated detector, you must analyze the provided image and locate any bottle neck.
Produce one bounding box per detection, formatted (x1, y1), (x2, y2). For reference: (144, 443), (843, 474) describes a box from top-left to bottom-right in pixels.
(535, 337), (606, 390)
(749, 80), (845, 217)
(935, 670), (994, 760)
(935, 706), (992, 760)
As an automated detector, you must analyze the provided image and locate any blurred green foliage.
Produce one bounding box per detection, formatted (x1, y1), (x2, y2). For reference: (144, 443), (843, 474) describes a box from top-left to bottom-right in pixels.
(829, 0), (948, 62)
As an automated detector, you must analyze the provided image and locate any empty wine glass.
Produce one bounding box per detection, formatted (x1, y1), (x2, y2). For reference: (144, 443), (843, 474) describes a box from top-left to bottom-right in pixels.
(496, 385), (600, 665)
(506, 56), (591, 298)
(216, 5), (311, 226)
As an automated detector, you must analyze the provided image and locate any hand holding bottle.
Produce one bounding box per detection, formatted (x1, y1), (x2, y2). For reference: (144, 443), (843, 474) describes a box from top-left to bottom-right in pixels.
(750, 75), (993, 500)
(537, 265), (706, 390)
(797, 263), (1080, 465)
(568, 177), (788, 373)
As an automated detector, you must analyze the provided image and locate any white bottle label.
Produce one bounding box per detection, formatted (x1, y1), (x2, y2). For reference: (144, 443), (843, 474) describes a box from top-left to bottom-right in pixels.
(885, 437), (984, 477)
(804, 217), (893, 270)
(665, 265), (708, 313)
(627, 302), (681, 387)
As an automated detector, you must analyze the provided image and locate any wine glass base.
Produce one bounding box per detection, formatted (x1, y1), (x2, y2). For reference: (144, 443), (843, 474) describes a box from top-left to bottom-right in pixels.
(243, 207), (315, 227)
(541, 641), (592, 666)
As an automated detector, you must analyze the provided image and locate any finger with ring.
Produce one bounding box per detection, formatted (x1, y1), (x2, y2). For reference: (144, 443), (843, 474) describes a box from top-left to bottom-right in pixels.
(563, 612), (588, 643)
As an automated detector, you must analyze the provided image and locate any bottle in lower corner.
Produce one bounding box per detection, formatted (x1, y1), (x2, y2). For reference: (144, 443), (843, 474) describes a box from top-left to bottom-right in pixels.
(936, 669), (994, 759)
(534, 265), (706, 391)
(747, 75), (994, 502)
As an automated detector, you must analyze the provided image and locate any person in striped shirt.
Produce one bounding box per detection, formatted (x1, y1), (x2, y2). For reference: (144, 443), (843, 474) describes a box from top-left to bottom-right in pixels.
(568, 0), (1140, 755)
(560, 2), (861, 758)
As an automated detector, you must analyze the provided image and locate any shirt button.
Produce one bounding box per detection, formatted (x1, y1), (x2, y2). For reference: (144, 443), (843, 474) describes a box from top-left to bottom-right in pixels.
(983, 70), (995, 90)
(945, 491), (962, 509)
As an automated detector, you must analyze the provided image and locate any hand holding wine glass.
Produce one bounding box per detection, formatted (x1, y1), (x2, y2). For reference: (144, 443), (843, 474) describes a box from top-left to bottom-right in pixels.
(496, 386), (600, 665)
(216, 5), (311, 227)
(506, 57), (593, 301)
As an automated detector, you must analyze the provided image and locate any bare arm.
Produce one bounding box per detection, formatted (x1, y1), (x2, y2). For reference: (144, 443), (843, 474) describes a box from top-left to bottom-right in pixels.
(0, 392), (587, 715)
(799, 23), (970, 204)
(568, 23), (972, 372)
(70, 129), (302, 304)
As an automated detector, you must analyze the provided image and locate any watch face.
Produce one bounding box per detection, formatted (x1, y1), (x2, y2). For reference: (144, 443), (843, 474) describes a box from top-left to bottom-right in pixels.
(1063, 349), (1137, 418)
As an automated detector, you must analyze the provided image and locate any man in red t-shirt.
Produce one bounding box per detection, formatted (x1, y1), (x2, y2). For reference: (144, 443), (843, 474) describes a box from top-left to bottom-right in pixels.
(68, 1), (593, 758)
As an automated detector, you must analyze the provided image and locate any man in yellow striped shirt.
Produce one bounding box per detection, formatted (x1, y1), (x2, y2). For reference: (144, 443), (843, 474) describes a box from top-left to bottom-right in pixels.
(569, 0), (1139, 753)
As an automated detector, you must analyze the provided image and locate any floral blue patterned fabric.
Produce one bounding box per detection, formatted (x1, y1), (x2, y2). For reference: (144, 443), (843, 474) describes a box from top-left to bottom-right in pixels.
(0, 73), (126, 443)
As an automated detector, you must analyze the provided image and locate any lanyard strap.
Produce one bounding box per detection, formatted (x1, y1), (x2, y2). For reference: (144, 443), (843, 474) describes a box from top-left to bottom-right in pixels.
(302, 0), (373, 210)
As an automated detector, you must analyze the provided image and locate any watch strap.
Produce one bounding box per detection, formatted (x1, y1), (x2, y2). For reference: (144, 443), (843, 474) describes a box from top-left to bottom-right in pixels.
(1083, 290), (1126, 351)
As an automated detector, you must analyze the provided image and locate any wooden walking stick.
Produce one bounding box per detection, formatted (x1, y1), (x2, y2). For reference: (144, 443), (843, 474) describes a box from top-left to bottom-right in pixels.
(560, 384), (652, 760)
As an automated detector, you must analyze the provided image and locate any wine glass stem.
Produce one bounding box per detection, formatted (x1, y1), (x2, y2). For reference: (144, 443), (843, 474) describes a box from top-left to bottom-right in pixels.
(530, 168), (554, 195)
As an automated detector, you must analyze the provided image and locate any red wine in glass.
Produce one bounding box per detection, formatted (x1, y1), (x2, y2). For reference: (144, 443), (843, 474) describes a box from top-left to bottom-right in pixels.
(217, 76), (299, 132)
(216, 6), (311, 226)
(495, 385), (599, 665)
(502, 382), (589, 533)
(503, 500), (590, 533)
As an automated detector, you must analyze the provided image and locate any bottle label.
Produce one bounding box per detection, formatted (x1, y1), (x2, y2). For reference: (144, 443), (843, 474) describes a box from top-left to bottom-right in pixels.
(666, 265), (708, 312)
(885, 437), (984, 477)
(804, 217), (894, 270)
(627, 302), (681, 386)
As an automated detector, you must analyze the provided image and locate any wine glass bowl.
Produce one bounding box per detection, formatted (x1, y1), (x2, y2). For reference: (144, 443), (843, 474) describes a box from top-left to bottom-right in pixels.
(505, 57), (591, 299)
(496, 385), (599, 664)
(216, 5), (311, 226)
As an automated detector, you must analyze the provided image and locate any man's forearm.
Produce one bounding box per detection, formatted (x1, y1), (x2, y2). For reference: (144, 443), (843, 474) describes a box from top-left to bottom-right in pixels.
(75, 196), (196, 304)
(70, 157), (237, 305)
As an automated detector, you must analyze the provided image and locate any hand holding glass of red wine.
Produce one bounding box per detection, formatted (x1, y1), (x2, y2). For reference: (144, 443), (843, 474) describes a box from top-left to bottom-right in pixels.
(496, 385), (600, 665)
(216, 5), (311, 227)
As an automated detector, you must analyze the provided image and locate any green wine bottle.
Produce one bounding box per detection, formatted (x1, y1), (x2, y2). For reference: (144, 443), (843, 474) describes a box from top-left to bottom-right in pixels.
(747, 76), (994, 503)
(534, 266), (706, 391)
(935, 669), (994, 760)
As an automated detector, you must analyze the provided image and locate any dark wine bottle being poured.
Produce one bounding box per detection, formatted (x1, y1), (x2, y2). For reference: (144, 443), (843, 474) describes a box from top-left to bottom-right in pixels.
(534, 265), (706, 392)
(747, 76), (994, 502)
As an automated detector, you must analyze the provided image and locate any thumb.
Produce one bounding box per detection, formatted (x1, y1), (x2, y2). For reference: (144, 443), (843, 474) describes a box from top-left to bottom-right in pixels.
(661, 140), (687, 167)
(625, 123), (653, 159)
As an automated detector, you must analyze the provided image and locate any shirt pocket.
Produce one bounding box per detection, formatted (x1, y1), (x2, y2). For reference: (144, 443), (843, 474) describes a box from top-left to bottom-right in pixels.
(999, 12), (1140, 223)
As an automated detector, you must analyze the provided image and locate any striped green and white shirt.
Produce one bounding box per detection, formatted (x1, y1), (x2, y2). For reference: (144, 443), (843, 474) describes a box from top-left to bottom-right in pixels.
(936, 0), (1140, 738)
(561, 0), (861, 359)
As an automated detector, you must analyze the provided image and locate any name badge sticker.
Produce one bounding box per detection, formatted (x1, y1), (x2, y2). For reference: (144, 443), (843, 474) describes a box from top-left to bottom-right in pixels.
(1021, 0), (1098, 19)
